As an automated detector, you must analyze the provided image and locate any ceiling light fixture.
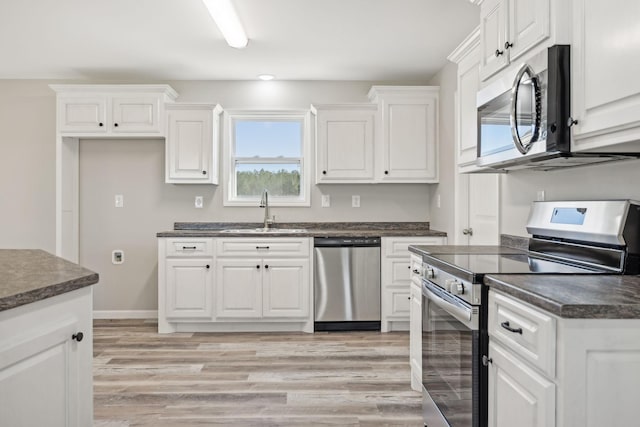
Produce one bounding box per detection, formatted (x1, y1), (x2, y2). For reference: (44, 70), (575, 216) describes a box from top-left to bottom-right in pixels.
(202, 0), (248, 49)
(258, 74), (275, 81)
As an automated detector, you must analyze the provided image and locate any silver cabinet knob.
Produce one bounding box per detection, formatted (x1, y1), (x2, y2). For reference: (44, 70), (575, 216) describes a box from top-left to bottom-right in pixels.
(462, 228), (473, 236)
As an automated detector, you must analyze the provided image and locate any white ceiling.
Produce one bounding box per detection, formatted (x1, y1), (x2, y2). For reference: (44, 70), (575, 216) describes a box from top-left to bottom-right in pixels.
(0, 0), (479, 82)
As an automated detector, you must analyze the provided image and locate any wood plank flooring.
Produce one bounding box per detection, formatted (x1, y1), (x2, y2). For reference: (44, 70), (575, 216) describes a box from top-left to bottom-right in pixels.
(93, 320), (423, 426)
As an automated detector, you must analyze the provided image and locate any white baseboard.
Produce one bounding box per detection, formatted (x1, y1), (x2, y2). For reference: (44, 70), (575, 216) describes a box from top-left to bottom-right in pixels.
(93, 310), (158, 320)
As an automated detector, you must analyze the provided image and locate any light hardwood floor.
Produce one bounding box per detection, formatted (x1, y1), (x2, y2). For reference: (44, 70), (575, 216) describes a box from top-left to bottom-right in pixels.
(93, 320), (423, 426)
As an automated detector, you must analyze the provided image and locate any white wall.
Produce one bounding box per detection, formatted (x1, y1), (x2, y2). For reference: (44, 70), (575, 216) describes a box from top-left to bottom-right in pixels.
(0, 80), (436, 313)
(499, 159), (640, 236)
(0, 81), (57, 252)
(426, 62), (458, 239)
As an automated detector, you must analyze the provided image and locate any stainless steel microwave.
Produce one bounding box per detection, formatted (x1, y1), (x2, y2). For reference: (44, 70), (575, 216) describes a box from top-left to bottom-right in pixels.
(476, 45), (639, 171)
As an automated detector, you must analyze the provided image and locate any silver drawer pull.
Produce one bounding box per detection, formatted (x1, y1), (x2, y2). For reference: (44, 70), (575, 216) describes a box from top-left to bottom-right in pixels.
(182, 246), (197, 250)
(500, 321), (523, 334)
(256, 246), (270, 250)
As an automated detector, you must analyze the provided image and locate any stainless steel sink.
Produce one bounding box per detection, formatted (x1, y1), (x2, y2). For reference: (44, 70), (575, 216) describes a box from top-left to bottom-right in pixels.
(219, 228), (308, 234)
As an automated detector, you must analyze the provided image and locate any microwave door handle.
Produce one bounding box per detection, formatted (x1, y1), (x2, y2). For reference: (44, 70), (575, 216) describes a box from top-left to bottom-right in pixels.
(510, 63), (542, 154)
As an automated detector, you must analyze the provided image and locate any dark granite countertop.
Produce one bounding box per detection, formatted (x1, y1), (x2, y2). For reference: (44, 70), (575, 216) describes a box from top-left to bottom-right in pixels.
(0, 249), (99, 312)
(409, 235), (530, 257)
(484, 274), (640, 319)
(157, 222), (448, 238)
(409, 245), (527, 257)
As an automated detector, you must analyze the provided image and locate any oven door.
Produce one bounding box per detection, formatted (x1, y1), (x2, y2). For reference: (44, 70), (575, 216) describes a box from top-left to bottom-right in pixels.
(422, 279), (482, 427)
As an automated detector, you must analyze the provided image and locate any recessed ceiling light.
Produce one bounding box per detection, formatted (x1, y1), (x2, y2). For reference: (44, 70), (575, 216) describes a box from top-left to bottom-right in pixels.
(202, 0), (248, 49)
(258, 74), (275, 81)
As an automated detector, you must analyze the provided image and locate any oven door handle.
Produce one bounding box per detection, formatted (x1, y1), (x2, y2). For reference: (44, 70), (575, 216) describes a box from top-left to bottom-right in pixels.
(422, 280), (476, 327)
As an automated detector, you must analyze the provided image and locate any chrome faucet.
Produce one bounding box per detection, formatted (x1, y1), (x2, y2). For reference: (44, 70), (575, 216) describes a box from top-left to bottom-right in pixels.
(259, 189), (274, 229)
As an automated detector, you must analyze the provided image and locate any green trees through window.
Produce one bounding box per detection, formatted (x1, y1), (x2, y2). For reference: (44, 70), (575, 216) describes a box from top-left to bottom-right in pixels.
(236, 168), (301, 197)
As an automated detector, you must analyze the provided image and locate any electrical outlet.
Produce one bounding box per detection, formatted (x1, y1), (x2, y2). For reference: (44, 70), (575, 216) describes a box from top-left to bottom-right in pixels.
(437, 194), (441, 208)
(195, 196), (203, 208)
(352, 195), (360, 208)
(115, 194), (124, 208)
(537, 190), (546, 201)
(112, 250), (124, 265)
(321, 195), (331, 207)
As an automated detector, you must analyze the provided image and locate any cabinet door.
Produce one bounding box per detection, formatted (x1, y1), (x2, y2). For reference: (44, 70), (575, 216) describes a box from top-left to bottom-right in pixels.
(0, 319), (80, 427)
(111, 95), (161, 133)
(507, 0), (550, 62)
(165, 258), (213, 320)
(384, 287), (411, 319)
(57, 96), (107, 134)
(262, 258), (310, 318)
(166, 108), (214, 184)
(480, 0), (509, 81)
(215, 258), (262, 318)
(380, 98), (438, 182)
(409, 281), (422, 391)
(571, 0), (640, 151)
(315, 108), (375, 183)
(488, 341), (556, 427)
(456, 40), (481, 169)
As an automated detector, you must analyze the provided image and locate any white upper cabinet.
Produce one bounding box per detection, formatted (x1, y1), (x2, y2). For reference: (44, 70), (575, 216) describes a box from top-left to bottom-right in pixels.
(479, 0), (554, 82)
(313, 104), (376, 183)
(368, 86), (439, 183)
(50, 85), (178, 137)
(165, 104), (222, 184)
(480, 0), (509, 81)
(571, 0), (640, 152)
(449, 28), (482, 172)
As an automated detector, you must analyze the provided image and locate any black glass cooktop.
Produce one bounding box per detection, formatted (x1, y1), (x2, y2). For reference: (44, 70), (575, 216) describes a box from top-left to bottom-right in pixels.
(426, 253), (604, 275)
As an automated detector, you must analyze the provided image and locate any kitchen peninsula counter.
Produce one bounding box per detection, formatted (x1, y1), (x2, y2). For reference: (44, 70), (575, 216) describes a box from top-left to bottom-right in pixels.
(484, 274), (640, 319)
(0, 249), (99, 312)
(0, 249), (96, 426)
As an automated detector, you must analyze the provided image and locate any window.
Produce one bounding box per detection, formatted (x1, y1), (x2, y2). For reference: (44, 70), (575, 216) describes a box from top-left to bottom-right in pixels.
(224, 110), (311, 206)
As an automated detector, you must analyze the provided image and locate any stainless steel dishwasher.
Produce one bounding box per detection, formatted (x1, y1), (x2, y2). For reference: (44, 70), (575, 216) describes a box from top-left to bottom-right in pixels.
(314, 237), (381, 331)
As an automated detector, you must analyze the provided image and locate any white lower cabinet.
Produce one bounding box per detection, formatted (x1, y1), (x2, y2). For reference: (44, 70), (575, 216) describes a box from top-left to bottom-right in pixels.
(0, 287), (93, 427)
(165, 258), (213, 319)
(381, 236), (445, 332)
(215, 258), (263, 318)
(409, 253), (423, 392)
(159, 238), (214, 331)
(215, 257), (310, 319)
(262, 258), (310, 318)
(487, 290), (640, 427)
(158, 237), (313, 333)
(488, 341), (556, 427)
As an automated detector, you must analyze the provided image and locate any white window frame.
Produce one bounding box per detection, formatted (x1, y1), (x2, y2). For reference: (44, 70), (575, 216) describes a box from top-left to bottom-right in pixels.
(223, 109), (311, 207)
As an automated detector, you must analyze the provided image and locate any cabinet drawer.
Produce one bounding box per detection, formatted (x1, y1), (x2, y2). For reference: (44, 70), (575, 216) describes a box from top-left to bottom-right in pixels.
(382, 236), (445, 257)
(165, 238), (214, 257)
(217, 238), (310, 257)
(488, 291), (556, 377)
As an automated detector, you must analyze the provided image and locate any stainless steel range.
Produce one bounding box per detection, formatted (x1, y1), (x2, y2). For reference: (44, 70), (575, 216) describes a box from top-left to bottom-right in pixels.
(420, 200), (640, 427)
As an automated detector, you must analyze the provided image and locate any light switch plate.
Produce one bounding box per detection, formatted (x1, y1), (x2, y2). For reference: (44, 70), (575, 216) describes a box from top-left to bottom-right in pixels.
(321, 195), (330, 207)
(352, 195), (360, 208)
